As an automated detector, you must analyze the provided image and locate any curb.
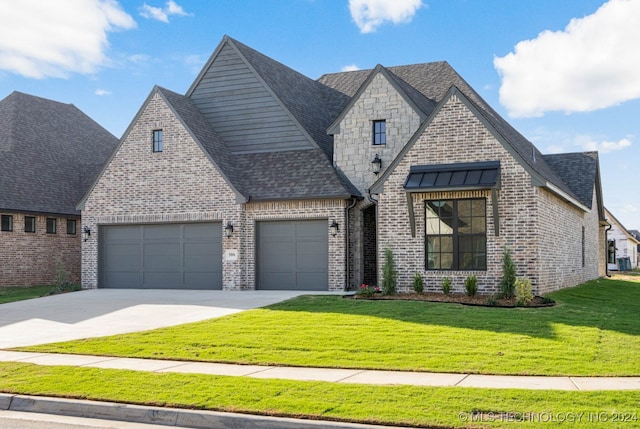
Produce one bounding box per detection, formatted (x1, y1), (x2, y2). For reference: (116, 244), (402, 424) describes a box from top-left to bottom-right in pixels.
(0, 393), (399, 429)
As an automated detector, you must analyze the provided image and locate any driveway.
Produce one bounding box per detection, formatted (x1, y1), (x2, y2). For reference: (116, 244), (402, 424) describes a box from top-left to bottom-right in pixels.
(0, 289), (310, 348)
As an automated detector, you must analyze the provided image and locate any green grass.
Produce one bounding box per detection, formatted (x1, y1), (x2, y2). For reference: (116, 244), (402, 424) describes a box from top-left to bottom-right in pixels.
(0, 284), (79, 304)
(19, 278), (640, 376)
(0, 362), (638, 428)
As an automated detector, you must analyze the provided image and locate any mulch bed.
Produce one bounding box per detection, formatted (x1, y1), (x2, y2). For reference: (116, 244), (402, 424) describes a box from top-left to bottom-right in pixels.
(347, 292), (555, 308)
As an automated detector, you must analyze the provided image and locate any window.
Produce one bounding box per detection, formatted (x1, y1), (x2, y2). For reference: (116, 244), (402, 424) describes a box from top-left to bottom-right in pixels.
(67, 219), (77, 235)
(46, 218), (57, 234)
(373, 120), (386, 145)
(153, 129), (163, 152)
(425, 199), (486, 270)
(24, 216), (36, 233)
(1, 215), (12, 232)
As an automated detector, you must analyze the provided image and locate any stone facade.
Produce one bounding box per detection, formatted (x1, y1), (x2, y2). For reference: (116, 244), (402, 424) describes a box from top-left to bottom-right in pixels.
(0, 212), (80, 286)
(374, 94), (603, 294)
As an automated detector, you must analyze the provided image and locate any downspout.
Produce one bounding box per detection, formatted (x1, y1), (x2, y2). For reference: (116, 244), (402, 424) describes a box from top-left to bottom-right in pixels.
(367, 191), (379, 288)
(605, 223), (612, 278)
(344, 197), (358, 291)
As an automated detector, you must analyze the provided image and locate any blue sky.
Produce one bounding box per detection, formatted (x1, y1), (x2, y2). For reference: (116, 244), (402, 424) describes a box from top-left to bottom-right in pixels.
(1, 0), (638, 229)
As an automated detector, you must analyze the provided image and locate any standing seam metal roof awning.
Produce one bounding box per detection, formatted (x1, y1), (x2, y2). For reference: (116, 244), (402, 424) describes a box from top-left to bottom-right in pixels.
(403, 161), (501, 237)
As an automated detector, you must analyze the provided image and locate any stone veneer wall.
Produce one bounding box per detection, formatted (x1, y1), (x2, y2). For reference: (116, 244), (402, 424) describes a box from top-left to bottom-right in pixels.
(81, 91), (242, 289)
(378, 96), (598, 293)
(332, 73), (422, 196)
(0, 212), (80, 286)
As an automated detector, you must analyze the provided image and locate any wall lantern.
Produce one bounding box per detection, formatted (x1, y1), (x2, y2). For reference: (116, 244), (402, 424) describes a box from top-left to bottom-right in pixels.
(224, 222), (234, 238)
(371, 153), (382, 175)
(330, 220), (339, 237)
(82, 226), (91, 242)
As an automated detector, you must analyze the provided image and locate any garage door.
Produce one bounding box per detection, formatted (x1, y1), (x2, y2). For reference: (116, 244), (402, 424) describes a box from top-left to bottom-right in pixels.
(100, 223), (222, 289)
(257, 220), (328, 290)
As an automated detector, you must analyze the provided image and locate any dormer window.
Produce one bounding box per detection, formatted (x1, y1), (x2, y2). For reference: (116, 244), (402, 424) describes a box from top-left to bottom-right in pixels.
(373, 120), (386, 145)
(153, 129), (163, 153)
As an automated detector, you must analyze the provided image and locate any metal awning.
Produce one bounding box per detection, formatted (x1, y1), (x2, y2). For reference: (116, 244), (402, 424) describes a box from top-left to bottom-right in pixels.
(403, 161), (501, 237)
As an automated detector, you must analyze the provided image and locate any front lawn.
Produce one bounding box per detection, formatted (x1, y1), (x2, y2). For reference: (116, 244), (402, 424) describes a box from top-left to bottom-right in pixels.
(18, 277), (640, 376)
(0, 362), (638, 429)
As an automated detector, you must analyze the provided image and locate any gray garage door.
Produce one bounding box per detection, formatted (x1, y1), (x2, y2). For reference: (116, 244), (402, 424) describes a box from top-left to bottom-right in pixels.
(257, 220), (328, 290)
(100, 223), (222, 289)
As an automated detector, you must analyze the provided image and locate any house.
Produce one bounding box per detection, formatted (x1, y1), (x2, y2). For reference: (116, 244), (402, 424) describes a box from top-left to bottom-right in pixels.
(0, 92), (118, 287)
(629, 229), (640, 268)
(78, 36), (606, 294)
(605, 208), (639, 271)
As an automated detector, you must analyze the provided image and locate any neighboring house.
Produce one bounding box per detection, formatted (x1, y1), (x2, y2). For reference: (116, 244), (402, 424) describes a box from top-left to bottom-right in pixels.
(629, 229), (640, 268)
(79, 36), (606, 294)
(0, 92), (118, 287)
(605, 208), (639, 271)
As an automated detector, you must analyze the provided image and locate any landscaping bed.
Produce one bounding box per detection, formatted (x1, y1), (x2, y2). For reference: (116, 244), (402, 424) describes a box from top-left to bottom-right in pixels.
(349, 291), (556, 307)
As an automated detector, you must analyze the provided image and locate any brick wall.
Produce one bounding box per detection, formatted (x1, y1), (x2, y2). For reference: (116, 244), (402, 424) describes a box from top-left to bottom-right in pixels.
(376, 94), (601, 294)
(0, 212), (80, 287)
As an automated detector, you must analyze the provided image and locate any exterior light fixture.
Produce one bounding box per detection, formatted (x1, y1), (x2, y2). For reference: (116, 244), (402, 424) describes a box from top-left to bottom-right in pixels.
(224, 222), (234, 238)
(371, 153), (382, 175)
(330, 220), (339, 237)
(82, 226), (91, 242)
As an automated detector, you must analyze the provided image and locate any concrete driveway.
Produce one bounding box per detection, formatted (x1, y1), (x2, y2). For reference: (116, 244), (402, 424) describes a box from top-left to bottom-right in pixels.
(0, 289), (309, 348)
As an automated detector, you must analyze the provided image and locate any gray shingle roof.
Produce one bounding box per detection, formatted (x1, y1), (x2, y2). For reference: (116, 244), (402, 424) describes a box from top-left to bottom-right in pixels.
(0, 91), (117, 215)
(542, 151), (599, 208)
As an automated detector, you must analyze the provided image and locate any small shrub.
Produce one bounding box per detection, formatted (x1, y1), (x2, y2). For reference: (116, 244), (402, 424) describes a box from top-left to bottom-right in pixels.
(541, 296), (556, 305)
(381, 248), (397, 296)
(487, 294), (498, 306)
(441, 276), (452, 294)
(412, 272), (424, 294)
(355, 283), (379, 297)
(54, 261), (72, 293)
(464, 274), (478, 297)
(500, 248), (517, 298)
(515, 277), (534, 306)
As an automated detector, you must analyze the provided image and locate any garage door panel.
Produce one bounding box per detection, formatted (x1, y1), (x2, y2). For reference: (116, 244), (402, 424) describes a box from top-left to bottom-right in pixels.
(257, 220), (328, 290)
(100, 222), (222, 289)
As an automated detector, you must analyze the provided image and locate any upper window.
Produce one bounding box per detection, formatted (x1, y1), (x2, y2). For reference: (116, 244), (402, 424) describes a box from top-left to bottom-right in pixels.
(153, 129), (163, 153)
(46, 218), (57, 234)
(373, 120), (386, 145)
(425, 199), (486, 271)
(67, 219), (77, 235)
(1, 215), (13, 232)
(24, 216), (36, 233)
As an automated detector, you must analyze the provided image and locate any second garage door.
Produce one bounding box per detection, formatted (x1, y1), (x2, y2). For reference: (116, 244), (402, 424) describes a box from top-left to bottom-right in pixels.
(100, 222), (222, 289)
(257, 220), (328, 290)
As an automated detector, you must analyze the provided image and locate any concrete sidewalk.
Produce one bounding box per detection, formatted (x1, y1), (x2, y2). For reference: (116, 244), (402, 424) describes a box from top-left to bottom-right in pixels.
(2, 350), (639, 391)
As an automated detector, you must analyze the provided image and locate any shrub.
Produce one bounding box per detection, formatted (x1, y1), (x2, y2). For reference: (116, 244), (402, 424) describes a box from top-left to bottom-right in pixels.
(54, 261), (72, 293)
(381, 248), (397, 296)
(500, 248), (517, 298)
(464, 274), (478, 297)
(355, 283), (379, 297)
(441, 276), (452, 294)
(515, 277), (534, 306)
(487, 294), (498, 306)
(412, 272), (424, 293)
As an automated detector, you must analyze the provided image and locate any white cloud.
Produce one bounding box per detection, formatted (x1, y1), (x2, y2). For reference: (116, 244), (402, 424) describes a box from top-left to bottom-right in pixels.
(95, 89), (111, 96)
(494, 0), (640, 118)
(0, 0), (136, 79)
(341, 64), (360, 72)
(349, 0), (423, 33)
(574, 136), (632, 154)
(140, 0), (190, 23)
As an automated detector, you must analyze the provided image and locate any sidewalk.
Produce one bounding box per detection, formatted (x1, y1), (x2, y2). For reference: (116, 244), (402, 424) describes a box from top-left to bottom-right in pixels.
(2, 350), (639, 391)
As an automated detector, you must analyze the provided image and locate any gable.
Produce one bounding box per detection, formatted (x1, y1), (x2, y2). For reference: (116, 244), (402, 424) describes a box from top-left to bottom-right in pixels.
(188, 41), (313, 154)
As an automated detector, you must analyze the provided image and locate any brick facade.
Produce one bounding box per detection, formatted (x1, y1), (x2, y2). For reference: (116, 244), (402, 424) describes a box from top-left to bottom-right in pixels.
(81, 91), (348, 291)
(373, 94), (603, 294)
(0, 212), (80, 286)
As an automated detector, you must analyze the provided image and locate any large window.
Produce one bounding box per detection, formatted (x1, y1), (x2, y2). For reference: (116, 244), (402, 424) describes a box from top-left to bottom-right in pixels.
(372, 120), (386, 145)
(67, 219), (77, 235)
(24, 216), (36, 233)
(152, 129), (163, 153)
(425, 199), (486, 270)
(46, 218), (56, 234)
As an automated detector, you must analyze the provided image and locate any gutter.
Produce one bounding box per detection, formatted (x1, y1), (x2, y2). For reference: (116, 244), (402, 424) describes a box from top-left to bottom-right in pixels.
(344, 197), (358, 291)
